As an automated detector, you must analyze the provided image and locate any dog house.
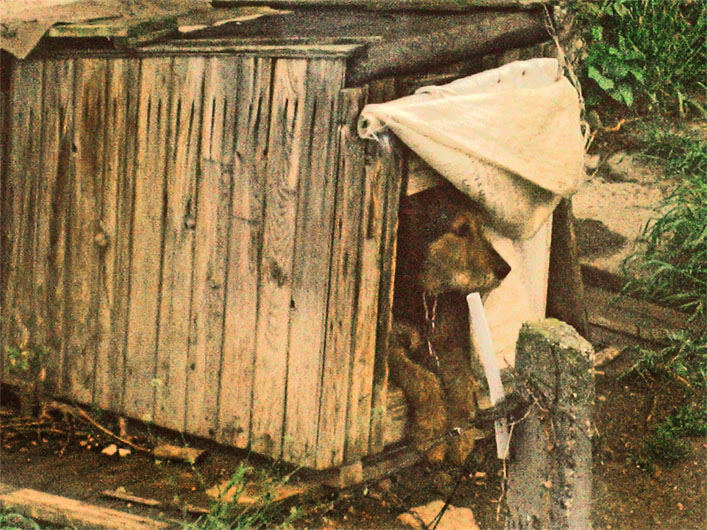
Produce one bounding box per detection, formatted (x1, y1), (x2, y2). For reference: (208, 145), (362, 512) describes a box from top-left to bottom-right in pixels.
(1, 0), (583, 479)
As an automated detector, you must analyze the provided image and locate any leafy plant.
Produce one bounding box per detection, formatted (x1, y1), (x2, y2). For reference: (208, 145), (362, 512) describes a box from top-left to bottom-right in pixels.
(572, 0), (707, 113)
(0, 511), (41, 530)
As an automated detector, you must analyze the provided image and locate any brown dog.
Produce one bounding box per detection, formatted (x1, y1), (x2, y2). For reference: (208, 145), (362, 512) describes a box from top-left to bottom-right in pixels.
(389, 183), (510, 465)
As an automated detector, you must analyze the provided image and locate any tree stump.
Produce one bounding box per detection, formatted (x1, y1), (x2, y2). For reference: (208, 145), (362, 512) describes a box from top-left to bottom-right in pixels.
(506, 319), (595, 530)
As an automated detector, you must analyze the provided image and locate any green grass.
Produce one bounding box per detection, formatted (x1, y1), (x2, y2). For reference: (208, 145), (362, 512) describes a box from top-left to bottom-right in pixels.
(181, 463), (301, 530)
(621, 126), (707, 318)
(571, 0), (707, 114)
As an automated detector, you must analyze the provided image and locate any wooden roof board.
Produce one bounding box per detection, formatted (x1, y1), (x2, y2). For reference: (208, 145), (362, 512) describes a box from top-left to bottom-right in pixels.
(0, 1), (288, 58)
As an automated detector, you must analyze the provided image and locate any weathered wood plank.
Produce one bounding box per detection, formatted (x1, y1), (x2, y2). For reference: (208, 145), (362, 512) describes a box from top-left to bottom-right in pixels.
(218, 56), (273, 448)
(154, 56), (205, 432)
(283, 58), (346, 467)
(63, 58), (108, 404)
(211, 1), (546, 10)
(546, 199), (589, 337)
(324, 88), (375, 465)
(368, 136), (404, 456)
(111, 59), (141, 414)
(124, 57), (171, 422)
(37, 58), (75, 394)
(250, 58), (308, 458)
(185, 56), (237, 438)
(93, 58), (130, 410)
(2, 59), (43, 374)
(316, 87), (368, 468)
(0, 484), (170, 529)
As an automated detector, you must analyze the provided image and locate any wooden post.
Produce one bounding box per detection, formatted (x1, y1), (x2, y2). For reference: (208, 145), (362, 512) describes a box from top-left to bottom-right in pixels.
(506, 319), (594, 530)
(546, 198), (589, 337)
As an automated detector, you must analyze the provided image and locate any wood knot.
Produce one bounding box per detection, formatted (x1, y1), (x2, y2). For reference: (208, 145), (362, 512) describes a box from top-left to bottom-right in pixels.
(94, 230), (109, 248)
(185, 216), (196, 229)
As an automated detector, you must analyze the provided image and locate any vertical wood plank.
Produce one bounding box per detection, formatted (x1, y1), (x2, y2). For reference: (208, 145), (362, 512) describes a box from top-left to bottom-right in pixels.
(318, 87), (369, 468)
(185, 56), (237, 438)
(0, 52), (8, 367)
(283, 58), (346, 467)
(1, 59), (43, 371)
(111, 58), (141, 414)
(218, 56), (272, 448)
(250, 58), (308, 458)
(124, 57), (171, 422)
(93, 58), (135, 410)
(154, 56), (205, 432)
(322, 87), (382, 465)
(63, 58), (107, 404)
(37, 58), (74, 394)
(368, 137), (405, 456)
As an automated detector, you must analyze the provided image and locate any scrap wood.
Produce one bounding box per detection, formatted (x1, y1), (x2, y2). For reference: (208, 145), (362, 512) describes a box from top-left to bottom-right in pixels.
(153, 443), (206, 464)
(101, 489), (209, 515)
(593, 345), (624, 368)
(48, 401), (151, 454)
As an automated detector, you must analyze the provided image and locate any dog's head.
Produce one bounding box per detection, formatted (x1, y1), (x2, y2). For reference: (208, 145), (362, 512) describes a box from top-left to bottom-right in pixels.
(397, 184), (511, 296)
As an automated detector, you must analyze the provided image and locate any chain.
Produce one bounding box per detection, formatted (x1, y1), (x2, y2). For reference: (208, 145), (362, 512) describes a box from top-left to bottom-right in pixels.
(422, 293), (441, 374)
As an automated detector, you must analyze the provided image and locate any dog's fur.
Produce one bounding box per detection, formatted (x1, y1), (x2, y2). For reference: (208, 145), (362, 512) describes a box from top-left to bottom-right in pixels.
(389, 184), (510, 465)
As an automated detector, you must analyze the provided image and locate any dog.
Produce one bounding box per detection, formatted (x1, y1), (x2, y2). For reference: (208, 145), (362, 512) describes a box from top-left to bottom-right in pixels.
(388, 183), (510, 465)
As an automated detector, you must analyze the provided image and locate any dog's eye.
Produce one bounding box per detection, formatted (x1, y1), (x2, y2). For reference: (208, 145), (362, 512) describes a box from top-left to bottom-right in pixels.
(453, 223), (471, 238)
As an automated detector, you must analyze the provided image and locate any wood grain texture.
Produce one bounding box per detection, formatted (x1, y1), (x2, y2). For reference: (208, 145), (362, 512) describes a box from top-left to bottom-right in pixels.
(64, 58), (108, 404)
(250, 58), (308, 457)
(155, 56), (205, 431)
(124, 57), (171, 422)
(38, 59), (75, 395)
(328, 88), (383, 465)
(185, 56), (236, 438)
(218, 56), (273, 448)
(93, 58), (131, 409)
(283, 58), (346, 467)
(368, 136), (404, 456)
(316, 87), (367, 468)
(2, 59), (43, 376)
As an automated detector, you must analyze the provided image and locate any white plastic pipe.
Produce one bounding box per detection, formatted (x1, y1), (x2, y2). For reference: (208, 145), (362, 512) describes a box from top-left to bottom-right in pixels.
(467, 292), (510, 459)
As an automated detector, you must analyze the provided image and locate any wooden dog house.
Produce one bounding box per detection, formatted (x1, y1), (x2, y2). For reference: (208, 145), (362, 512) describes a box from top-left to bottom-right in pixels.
(1, 1), (579, 478)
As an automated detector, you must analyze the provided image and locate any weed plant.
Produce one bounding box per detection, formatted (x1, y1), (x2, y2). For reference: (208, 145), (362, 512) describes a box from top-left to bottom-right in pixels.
(622, 126), (707, 318)
(182, 462), (300, 529)
(572, 0), (706, 114)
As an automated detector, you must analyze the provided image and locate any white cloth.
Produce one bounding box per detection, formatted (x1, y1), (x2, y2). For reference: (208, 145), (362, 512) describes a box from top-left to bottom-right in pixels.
(358, 58), (585, 240)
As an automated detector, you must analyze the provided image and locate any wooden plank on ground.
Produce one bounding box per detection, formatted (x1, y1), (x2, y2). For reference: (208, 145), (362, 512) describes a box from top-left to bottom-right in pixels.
(211, 1), (545, 10)
(64, 57), (107, 405)
(35, 58), (74, 395)
(283, 58), (346, 468)
(0, 484), (170, 529)
(368, 136), (404, 456)
(185, 56), (237, 438)
(250, 58), (308, 458)
(123, 57), (171, 422)
(317, 87), (368, 468)
(218, 56), (273, 448)
(155, 56), (205, 432)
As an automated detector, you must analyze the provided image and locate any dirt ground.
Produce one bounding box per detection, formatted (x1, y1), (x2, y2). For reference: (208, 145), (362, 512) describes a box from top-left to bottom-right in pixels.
(1, 326), (704, 529)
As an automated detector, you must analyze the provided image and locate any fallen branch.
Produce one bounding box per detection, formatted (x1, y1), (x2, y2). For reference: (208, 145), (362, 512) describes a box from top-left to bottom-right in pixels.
(48, 402), (151, 454)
